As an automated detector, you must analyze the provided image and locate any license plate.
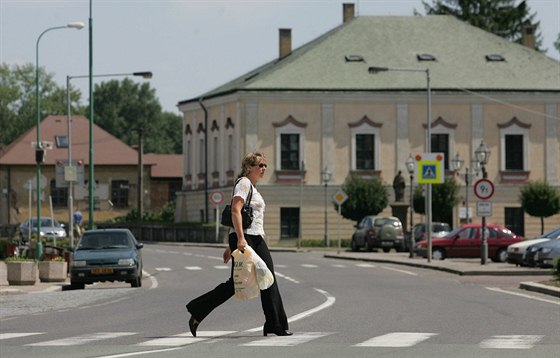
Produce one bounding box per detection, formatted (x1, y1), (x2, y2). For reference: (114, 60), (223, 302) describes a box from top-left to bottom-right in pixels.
(91, 268), (113, 275)
(381, 241), (393, 247)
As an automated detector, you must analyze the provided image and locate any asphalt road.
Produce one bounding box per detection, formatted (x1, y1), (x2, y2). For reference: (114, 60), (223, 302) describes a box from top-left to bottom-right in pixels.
(1, 243), (559, 358)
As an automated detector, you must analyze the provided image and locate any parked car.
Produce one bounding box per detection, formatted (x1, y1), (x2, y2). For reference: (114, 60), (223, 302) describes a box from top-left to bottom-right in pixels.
(506, 227), (560, 266)
(525, 234), (560, 268)
(405, 222), (451, 251)
(351, 216), (405, 252)
(415, 223), (523, 262)
(70, 228), (143, 289)
(19, 217), (67, 241)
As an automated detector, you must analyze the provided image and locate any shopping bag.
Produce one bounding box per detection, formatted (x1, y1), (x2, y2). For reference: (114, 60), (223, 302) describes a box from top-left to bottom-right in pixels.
(231, 249), (260, 300)
(245, 246), (274, 290)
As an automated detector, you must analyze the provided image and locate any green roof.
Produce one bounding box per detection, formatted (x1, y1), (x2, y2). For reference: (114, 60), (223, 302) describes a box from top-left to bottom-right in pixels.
(180, 15), (560, 104)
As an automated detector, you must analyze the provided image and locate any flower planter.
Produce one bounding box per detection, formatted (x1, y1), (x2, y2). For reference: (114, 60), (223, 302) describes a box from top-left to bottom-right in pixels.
(38, 261), (68, 282)
(7, 261), (37, 286)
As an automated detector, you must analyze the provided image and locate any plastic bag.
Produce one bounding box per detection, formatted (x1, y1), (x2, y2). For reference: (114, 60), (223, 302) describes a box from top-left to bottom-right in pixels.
(231, 249), (260, 300)
(245, 246), (275, 290)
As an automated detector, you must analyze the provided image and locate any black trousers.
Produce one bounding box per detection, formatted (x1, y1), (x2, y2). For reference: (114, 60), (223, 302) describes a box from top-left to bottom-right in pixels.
(186, 233), (289, 331)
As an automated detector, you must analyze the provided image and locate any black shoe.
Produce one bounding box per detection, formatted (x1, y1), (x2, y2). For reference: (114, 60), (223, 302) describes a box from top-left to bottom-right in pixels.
(189, 316), (199, 337)
(263, 327), (293, 336)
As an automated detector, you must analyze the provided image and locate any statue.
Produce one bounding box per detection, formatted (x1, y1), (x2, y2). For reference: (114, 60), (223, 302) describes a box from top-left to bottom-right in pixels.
(393, 170), (405, 202)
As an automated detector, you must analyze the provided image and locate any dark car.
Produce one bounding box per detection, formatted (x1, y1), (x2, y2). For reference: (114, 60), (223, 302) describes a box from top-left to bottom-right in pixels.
(525, 235), (560, 268)
(415, 223), (523, 262)
(70, 228), (143, 289)
(351, 216), (405, 252)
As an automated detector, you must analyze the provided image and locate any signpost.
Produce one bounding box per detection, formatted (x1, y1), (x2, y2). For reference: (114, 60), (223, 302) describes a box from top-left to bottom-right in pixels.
(474, 178), (494, 264)
(333, 190), (348, 253)
(209, 191), (224, 241)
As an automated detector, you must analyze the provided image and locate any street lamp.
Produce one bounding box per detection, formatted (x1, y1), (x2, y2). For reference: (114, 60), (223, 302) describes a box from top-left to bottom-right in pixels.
(67, 72), (152, 232)
(321, 167), (332, 247)
(474, 140), (491, 264)
(368, 65), (433, 261)
(405, 153), (415, 258)
(35, 22), (84, 259)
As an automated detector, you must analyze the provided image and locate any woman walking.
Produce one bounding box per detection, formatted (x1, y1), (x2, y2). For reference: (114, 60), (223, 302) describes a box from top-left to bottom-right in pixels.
(186, 152), (292, 337)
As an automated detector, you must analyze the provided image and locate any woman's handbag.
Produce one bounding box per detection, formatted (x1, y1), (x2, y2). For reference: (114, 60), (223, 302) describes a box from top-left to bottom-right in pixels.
(220, 178), (253, 229)
(231, 248), (260, 300)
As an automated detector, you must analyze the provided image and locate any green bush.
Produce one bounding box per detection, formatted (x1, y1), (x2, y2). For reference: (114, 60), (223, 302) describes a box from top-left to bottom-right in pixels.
(554, 259), (560, 280)
(0, 237), (8, 258)
(5, 256), (36, 262)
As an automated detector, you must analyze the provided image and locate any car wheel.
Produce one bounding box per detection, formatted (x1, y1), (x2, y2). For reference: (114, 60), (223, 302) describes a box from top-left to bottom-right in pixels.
(432, 248), (446, 260)
(131, 276), (141, 288)
(365, 241), (374, 252)
(351, 238), (360, 252)
(70, 281), (85, 290)
(493, 248), (508, 263)
(382, 247), (391, 253)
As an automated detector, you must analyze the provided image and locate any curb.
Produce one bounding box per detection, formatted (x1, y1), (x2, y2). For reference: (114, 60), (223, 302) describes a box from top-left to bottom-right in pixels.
(519, 282), (560, 298)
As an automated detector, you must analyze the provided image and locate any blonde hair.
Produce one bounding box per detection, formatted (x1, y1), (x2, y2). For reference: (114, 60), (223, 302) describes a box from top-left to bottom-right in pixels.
(240, 152), (266, 177)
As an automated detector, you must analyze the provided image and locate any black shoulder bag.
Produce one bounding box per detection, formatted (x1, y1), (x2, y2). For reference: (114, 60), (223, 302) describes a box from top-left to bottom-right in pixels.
(220, 178), (254, 229)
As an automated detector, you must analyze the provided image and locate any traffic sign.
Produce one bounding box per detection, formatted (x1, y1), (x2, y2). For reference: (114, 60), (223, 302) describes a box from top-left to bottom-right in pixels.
(210, 191), (225, 205)
(416, 153), (445, 184)
(333, 190), (348, 205)
(477, 201), (493, 217)
(474, 179), (494, 200)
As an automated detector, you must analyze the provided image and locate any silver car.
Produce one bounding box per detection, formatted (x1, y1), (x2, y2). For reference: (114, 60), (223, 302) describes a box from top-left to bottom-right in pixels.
(19, 217), (67, 241)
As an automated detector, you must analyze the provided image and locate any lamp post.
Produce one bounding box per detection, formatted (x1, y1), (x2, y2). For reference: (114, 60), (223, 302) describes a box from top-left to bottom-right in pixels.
(368, 66), (432, 261)
(35, 22), (84, 259)
(474, 140), (491, 264)
(405, 154), (415, 258)
(321, 167), (332, 247)
(67, 72), (152, 231)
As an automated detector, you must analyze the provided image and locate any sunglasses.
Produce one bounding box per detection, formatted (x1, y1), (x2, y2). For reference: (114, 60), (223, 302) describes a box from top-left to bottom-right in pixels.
(255, 163), (267, 168)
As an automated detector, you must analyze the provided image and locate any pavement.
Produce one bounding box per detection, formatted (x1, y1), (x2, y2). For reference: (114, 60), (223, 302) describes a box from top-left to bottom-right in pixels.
(1, 247), (559, 298)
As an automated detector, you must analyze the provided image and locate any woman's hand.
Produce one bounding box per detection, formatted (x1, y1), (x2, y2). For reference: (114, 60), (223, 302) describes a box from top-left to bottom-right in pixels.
(237, 236), (247, 252)
(223, 247), (231, 263)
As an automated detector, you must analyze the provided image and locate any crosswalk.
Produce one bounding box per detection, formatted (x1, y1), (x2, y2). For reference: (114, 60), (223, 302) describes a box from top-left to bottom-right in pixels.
(0, 331), (548, 350)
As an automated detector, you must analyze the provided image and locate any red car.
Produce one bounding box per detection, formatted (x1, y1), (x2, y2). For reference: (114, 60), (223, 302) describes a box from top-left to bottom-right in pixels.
(415, 223), (523, 262)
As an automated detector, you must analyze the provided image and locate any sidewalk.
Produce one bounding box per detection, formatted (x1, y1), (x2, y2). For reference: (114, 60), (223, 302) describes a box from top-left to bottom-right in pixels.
(324, 251), (560, 298)
(0, 261), (69, 295)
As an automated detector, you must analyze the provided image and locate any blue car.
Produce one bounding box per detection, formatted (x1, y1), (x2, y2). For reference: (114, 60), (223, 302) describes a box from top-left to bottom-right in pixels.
(70, 229), (143, 289)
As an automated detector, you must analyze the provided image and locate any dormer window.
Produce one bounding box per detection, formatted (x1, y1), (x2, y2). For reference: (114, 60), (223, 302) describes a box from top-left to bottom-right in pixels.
(417, 53), (436, 61)
(486, 54), (506, 62)
(55, 135), (68, 148)
(345, 55), (365, 62)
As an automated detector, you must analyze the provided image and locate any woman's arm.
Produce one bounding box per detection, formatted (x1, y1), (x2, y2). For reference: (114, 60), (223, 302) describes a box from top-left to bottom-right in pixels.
(231, 196), (248, 252)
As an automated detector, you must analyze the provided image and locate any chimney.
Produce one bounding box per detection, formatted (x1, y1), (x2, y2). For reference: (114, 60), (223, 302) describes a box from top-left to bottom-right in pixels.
(521, 23), (536, 49)
(343, 3), (355, 23)
(279, 28), (292, 59)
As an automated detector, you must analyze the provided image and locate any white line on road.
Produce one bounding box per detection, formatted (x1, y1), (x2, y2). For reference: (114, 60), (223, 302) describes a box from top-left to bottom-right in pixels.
(0, 333), (44, 340)
(242, 332), (332, 346)
(485, 287), (560, 305)
(184, 266), (202, 270)
(154, 268), (171, 272)
(355, 332), (437, 347)
(144, 270), (158, 290)
(28, 332), (136, 346)
(480, 335), (544, 349)
(380, 266), (418, 276)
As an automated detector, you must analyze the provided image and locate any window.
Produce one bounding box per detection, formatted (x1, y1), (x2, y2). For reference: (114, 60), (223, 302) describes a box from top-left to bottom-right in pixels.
(213, 137), (219, 173)
(505, 135), (523, 170)
(349, 116), (381, 171)
(111, 180), (129, 208)
(356, 134), (375, 170)
(227, 134), (233, 172)
(281, 134), (300, 170)
(50, 180), (67, 207)
(505, 207), (524, 236)
(198, 138), (205, 174)
(280, 207), (299, 239)
(431, 134), (449, 170)
(168, 181), (182, 202)
(55, 135), (68, 148)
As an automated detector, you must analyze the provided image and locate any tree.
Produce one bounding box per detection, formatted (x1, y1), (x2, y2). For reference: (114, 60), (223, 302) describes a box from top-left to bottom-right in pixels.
(519, 181), (560, 234)
(337, 174), (389, 223)
(419, 0), (544, 51)
(555, 33), (560, 55)
(412, 177), (461, 224)
(89, 79), (182, 154)
(0, 63), (79, 149)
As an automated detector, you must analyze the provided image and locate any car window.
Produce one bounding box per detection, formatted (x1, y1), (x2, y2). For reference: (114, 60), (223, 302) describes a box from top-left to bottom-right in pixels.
(433, 223), (450, 232)
(487, 228), (498, 238)
(386, 219), (401, 228)
(78, 233), (132, 249)
(457, 228), (474, 239)
(374, 218), (386, 227)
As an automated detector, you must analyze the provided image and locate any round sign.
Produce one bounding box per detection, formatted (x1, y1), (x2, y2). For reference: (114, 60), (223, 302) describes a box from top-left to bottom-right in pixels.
(209, 191), (224, 205)
(474, 179), (494, 200)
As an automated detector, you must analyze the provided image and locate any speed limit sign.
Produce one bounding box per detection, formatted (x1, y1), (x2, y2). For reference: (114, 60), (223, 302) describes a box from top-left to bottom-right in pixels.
(210, 191), (224, 205)
(474, 179), (494, 200)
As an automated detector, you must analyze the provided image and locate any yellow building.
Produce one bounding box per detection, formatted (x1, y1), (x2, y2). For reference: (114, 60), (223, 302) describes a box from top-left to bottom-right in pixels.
(176, 4), (560, 242)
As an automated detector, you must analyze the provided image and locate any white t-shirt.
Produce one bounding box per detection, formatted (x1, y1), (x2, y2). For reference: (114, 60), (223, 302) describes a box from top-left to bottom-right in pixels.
(232, 177), (265, 237)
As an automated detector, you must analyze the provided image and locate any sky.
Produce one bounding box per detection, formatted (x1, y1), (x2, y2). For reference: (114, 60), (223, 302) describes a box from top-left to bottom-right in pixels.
(1, 0), (559, 114)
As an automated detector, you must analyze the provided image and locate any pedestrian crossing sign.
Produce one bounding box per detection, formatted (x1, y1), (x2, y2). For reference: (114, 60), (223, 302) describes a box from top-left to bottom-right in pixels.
(416, 153), (445, 184)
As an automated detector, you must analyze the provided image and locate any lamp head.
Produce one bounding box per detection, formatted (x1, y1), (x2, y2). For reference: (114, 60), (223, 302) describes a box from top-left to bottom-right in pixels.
(405, 154), (415, 175)
(67, 22), (85, 30)
(368, 66), (389, 74)
(475, 141), (490, 165)
(133, 71), (153, 79)
(451, 152), (464, 172)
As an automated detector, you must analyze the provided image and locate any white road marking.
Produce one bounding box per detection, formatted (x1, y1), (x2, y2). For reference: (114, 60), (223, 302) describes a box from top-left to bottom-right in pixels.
(242, 332), (331, 346)
(380, 266), (418, 276)
(275, 272), (299, 284)
(480, 335), (544, 349)
(301, 264), (318, 268)
(214, 265), (229, 269)
(184, 266), (202, 270)
(27, 332), (136, 346)
(207, 255), (223, 261)
(0, 333), (44, 340)
(154, 268), (171, 272)
(331, 264), (347, 268)
(144, 270), (158, 290)
(182, 252), (192, 256)
(355, 332), (437, 347)
(355, 263), (377, 268)
(486, 287), (560, 305)
(138, 331), (235, 346)
(275, 264), (287, 268)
